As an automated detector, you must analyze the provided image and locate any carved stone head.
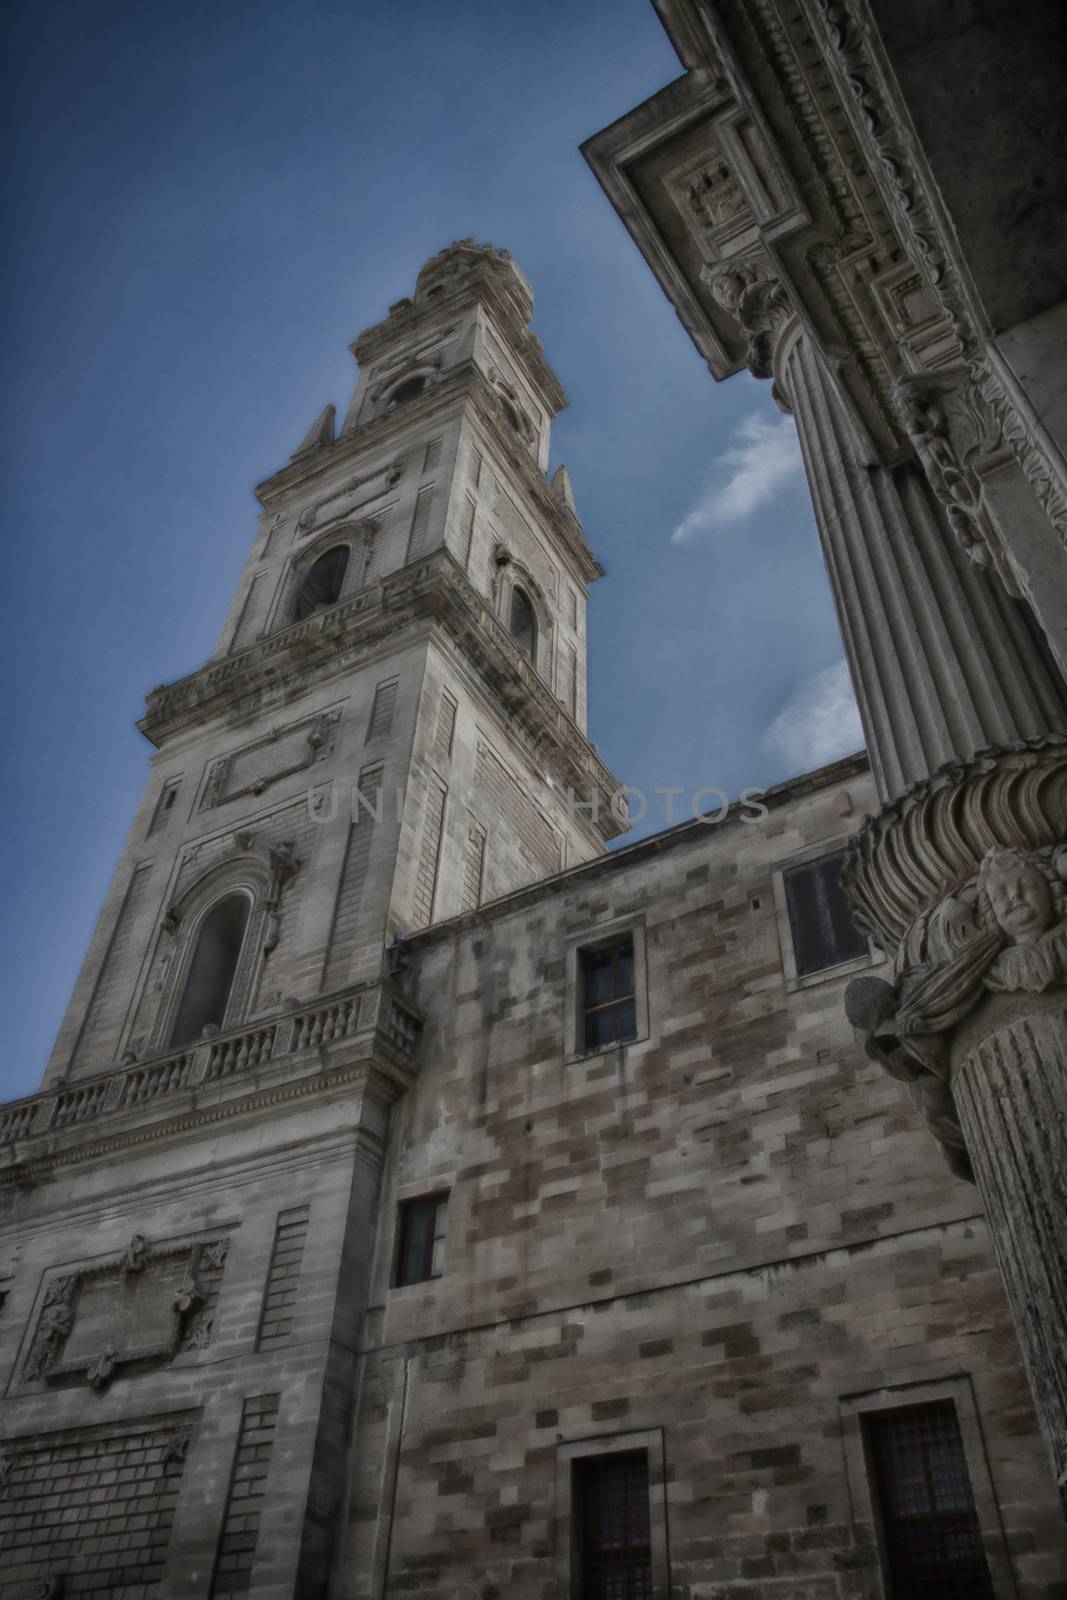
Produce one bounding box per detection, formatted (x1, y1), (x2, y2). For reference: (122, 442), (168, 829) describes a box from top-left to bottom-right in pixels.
(978, 848), (1061, 945)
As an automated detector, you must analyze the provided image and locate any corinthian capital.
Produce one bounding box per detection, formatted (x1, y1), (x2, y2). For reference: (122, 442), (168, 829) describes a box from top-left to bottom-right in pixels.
(702, 253), (793, 382)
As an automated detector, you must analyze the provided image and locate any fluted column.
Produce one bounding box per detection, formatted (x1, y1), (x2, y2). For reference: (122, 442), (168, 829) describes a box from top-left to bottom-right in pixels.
(773, 322), (1067, 1508)
(777, 320), (1067, 803)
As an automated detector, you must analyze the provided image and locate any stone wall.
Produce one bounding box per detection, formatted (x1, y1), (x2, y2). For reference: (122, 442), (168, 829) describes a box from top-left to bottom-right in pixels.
(333, 753), (1067, 1598)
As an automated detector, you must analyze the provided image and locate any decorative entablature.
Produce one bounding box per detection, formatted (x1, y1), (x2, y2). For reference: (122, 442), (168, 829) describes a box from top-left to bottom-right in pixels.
(139, 549), (625, 838)
(0, 977), (423, 1192)
(584, 0), (973, 462)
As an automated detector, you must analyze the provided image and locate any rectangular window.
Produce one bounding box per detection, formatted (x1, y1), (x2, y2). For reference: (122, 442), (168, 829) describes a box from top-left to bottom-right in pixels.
(406, 485), (435, 563)
(866, 1403), (995, 1600)
(422, 436), (443, 473)
(366, 677), (399, 743)
(461, 820), (486, 911)
(394, 1194), (447, 1286)
(472, 447), (483, 489)
(435, 688), (458, 763)
(580, 935), (637, 1051)
(411, 780), (447, 929)
(574, 1449), (653, 1600)
(783, 849), (868, 977)
(147, 776), (181, 836)
(460, 493), (477, 571)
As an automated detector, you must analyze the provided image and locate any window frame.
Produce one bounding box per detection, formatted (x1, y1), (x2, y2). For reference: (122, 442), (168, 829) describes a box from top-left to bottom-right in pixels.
(168, 888), (254, 1049)
(555, 1429), (670, 1600)
(392, 1192), (449, 1289)
(564, 916), (649, 1063)
(839, 1379), (1018, 1600)
(772, 835), (881, 993)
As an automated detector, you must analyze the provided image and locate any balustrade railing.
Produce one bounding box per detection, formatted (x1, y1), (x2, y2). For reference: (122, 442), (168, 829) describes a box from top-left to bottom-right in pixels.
(0, 980), (422, 1149)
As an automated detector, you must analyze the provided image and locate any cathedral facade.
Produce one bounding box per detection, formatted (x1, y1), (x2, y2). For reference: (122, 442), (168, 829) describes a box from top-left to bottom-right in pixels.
(0, 237), (1064, 1596)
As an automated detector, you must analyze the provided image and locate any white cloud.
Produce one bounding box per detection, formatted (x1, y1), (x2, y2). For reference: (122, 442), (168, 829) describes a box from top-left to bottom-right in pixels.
(762, 659), (865, 772)
(671, 411), (803, 543)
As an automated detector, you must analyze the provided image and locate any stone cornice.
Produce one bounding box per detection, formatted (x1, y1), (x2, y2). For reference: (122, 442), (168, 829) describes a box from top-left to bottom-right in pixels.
(405, 749), (871, 952)
(137, 550), (627, 840)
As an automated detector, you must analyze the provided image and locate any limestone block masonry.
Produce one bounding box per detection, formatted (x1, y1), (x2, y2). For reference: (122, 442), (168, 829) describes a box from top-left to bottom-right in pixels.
(584, 0), (1067, 1518)
(1, 241), (1064, 1597)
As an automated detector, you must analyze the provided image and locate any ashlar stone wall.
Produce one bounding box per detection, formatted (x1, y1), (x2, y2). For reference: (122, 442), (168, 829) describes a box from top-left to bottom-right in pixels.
(336, 753), (1067, 1600)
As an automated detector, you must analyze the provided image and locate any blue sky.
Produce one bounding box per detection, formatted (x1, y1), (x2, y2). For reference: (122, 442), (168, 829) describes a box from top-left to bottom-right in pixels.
(1, 0), (860, 1098)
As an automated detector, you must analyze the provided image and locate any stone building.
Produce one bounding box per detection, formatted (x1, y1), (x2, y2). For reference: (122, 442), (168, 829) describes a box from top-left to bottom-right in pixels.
(0, 238), (1064, 1600)
(584, 0), (1067, 1539)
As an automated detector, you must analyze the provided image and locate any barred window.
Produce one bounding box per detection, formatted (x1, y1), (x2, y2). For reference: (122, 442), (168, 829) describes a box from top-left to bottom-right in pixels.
(866, 1402), (995, 1600)
(579, 936), (636, 1051)
(573, 1449), (653, 1600)
(783, 849), (867, 976)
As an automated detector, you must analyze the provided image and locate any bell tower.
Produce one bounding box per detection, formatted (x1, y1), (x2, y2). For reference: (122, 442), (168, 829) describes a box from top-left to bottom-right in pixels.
(43, 239), (626, 1088)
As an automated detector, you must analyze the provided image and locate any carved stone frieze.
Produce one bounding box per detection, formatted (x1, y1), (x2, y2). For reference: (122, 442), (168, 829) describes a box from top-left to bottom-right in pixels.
(294, 461), (403, 538)
(22, 1233), (230, 1390)
(893, 371), (1021, 594)
(199, 707), (342, 813)
(966, 358), (1067, 558)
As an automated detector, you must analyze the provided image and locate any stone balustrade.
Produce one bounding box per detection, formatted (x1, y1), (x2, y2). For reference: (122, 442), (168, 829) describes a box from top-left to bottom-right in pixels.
(0, 979), (423, 1154)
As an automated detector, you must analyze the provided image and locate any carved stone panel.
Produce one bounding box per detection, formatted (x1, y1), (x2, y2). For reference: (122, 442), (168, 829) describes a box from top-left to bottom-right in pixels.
(21, 1233), (230, 1390)
(199, 707), (342, 812)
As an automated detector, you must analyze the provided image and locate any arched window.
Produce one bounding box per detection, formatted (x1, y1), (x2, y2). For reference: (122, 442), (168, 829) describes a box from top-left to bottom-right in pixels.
(294, 545), (349, 620)
(388, 374), (427, 407)
(500, 397), (523, 434)
(508, 586), (537, 661)
(170, 893), (251, 1047)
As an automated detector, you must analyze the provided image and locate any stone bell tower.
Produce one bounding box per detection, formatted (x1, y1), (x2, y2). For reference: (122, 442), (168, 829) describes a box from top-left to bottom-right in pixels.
(43, 238), (626, 1090)
(0, 244), (624, 1599)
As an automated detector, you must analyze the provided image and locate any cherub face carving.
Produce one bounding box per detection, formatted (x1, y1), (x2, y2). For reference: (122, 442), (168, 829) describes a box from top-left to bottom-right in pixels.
(981, 854), (1054, 945)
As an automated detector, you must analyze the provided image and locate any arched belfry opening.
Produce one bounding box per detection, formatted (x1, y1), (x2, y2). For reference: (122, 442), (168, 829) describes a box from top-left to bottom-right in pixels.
(508, 585), (537, 661)
(294, 545), (349, 621)
(170, 893), (251, 1047)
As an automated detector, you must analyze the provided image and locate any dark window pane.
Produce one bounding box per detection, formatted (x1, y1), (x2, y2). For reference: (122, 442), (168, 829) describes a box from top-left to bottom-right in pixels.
(583, 948), (616, 1007)
(390, 374), (426, 405)
(294, 545), (349, 620)
(575, 1450), (653, 1600)
(867, 1403), (995, 1600)
(395, 1196), (447, 1287)
(784, 851), (868, 976)
(509, 587), (537, 659)
(579, 936), (638, 1051)
(585, 1007), (617, 1051)
(170, 893), (250, 1047)
(614, 999), (637, 1041)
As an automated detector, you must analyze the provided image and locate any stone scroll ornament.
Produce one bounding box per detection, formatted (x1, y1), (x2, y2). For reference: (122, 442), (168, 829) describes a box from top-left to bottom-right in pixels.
(846, 841), (1067, 1182)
